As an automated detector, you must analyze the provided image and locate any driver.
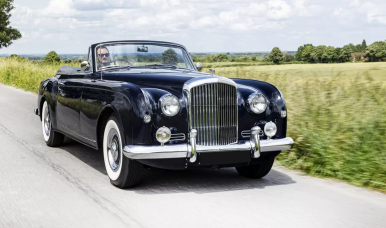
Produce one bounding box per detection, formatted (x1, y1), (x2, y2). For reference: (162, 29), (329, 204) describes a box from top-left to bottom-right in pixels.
(96, 46), (111, 69)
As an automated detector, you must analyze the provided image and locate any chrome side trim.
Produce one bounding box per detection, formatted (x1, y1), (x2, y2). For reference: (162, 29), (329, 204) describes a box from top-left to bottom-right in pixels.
(241, 130), (251, 138)
(170, 133), (186, 142)
(123, 137), (294, 160)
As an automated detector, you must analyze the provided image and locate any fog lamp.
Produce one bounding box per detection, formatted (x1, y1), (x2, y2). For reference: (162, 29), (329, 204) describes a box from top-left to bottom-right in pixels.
(156, 127), (171, 144)
(264, 121), (277, 138)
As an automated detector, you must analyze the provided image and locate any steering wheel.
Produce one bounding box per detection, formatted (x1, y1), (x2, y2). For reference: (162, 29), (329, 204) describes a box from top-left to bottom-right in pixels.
(113, 58), (133, 67)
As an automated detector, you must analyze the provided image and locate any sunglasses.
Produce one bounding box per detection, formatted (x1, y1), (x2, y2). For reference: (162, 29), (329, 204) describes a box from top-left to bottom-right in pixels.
(98, 53), (109, 57)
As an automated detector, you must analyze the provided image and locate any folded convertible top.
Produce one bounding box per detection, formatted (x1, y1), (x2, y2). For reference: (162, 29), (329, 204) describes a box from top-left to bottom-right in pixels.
(56, 65), (84, 75)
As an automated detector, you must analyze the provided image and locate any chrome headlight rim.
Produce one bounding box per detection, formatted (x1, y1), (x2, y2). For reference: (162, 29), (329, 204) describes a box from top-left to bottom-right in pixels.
(247, 92), (267, 114)
(159, 94), (181, 117)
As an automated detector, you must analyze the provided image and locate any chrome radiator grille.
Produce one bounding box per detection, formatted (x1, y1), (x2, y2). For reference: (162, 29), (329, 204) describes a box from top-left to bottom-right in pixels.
(189, 83), (238, 146)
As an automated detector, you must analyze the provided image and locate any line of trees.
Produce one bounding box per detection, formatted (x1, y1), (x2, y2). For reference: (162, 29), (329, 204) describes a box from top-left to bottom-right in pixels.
(293, 39), (386, 63)
(294, 40), (367, 63)
(267, 39), (386, 64)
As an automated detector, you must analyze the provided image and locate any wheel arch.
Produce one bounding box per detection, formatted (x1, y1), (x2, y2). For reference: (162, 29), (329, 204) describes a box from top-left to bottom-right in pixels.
(96, 105), (125, 150)
(39, 80), (57, 126)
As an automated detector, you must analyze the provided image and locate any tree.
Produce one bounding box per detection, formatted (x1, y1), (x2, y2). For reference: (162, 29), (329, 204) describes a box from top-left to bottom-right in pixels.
(283, 53), (294, 62)
(323, 46), (336, 63)
(310, 45), (326, 62)
(161, 48), (178, 65)
(268, 47), (283, 64)
(295, 46), (304, 61)
(362, 39), (367, 52)
(365, 41), (386, 62)
(301, 45), (314, 62)
(347, 43), (356, 53)
(44, 51), (61, 63)
(340, 45), (353, 62)
(295, 44), (312, 61)
(0, 0), (22, 48)
(334, 47), (342, 62)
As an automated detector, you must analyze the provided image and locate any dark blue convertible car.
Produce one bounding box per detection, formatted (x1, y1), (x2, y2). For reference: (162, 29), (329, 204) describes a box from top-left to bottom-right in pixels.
(35, 40), (294, 188)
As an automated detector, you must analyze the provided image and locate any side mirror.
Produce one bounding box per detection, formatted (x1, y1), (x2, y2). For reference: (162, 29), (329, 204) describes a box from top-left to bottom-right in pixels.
(196, 62), (203, 71)
(81, 61), (90, 71)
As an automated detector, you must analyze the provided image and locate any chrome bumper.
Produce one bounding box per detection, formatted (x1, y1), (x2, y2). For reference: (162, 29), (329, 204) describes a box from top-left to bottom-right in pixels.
(123, 129), (294, 161)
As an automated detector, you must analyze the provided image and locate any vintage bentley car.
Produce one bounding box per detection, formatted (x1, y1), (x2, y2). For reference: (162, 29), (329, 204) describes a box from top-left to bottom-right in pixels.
(35, 40), (294, 188)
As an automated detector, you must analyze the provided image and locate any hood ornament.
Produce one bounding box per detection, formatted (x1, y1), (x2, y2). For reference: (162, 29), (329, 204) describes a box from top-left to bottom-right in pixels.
(209, 69), (215, 75)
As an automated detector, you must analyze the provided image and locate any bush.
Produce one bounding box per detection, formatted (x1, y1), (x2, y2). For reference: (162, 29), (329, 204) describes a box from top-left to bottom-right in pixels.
(44, 51), (60, 63)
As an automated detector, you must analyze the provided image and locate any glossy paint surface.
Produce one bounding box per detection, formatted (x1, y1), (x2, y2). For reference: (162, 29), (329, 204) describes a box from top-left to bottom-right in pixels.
(37, 41), (287, 154)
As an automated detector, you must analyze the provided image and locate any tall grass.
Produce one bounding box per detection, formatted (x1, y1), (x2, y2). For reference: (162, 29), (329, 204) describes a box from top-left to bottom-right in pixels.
(1, 58), (385, 191)
(205, 63), (386, 191)
(0, 58), (77, 93)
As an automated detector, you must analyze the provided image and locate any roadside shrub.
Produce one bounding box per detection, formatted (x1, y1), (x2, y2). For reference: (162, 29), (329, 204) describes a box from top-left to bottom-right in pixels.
(44, 51), (60, 63)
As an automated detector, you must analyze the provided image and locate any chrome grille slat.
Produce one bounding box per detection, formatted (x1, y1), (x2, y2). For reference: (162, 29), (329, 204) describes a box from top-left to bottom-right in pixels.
(190, 82), (237, 146)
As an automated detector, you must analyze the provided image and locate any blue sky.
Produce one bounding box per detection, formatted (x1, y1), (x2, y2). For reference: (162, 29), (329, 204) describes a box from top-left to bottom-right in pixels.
(3, 0), (386, 54)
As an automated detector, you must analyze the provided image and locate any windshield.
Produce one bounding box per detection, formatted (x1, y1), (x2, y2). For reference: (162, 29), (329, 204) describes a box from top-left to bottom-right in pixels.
(95, 43), (194, 71)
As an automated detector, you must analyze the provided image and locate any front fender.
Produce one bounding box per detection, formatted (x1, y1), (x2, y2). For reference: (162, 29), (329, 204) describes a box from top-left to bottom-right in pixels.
(233, 78), (287, 139)
(106, 82), (153, 146)
(38, 78), (59, 129)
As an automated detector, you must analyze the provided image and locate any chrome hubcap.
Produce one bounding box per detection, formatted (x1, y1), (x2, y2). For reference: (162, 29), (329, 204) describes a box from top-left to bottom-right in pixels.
(44, 106), (50, 136)
(107, 129), (120, 172)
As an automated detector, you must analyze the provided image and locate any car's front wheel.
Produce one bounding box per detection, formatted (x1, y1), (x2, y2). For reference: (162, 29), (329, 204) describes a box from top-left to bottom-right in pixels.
(103, 115), (143, 188)
(236, 158), (275, 178)
(42, 101), (64, 147)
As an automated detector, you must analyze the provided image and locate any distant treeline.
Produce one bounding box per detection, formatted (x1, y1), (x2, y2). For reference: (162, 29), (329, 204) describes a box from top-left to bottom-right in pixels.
(192, 53), (272, 63)
(293, 39), (386, 63)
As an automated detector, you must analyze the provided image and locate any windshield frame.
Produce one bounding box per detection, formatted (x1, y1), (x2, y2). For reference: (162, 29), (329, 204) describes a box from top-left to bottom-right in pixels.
(93, 41), (196, 73)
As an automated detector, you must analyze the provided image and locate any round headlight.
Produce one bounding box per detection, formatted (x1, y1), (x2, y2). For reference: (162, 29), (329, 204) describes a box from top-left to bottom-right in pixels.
(160, 94), (180, 116)
(248, 93), (267, 114)
(156, 127), (171, 144)
(264, 121), (277, 138)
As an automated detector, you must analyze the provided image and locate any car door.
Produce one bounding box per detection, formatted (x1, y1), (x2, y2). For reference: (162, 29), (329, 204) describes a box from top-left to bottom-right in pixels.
(56, 73), (84, 137)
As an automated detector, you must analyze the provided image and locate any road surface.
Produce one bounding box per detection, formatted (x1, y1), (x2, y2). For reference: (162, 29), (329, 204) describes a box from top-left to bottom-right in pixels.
(0, 83), (385, 228)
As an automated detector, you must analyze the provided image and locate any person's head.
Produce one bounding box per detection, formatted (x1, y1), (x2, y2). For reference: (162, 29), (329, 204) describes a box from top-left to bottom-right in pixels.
(96, 46), (110, 66)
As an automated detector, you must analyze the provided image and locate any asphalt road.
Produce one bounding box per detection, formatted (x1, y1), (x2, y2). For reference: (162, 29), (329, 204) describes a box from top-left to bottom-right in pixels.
(0, 83), (386, 228)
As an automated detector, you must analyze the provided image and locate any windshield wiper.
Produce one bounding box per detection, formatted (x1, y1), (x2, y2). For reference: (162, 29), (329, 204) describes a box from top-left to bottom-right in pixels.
(144, 64), (177, 69)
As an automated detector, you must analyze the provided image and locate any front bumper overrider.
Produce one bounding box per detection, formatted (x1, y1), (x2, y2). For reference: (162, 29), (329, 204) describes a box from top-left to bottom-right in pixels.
(123, 127), (294, 162)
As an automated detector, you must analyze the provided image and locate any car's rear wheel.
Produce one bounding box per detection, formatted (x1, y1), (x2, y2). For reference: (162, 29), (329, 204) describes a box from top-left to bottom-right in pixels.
(236, 158), (275, 178)
(42, 101), (64, 147)
(103, 115), (143, 188)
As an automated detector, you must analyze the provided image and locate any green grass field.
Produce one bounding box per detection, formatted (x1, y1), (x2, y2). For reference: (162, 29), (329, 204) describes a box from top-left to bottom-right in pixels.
(202, 62), (386, 191)
(1, 58), (385, 191)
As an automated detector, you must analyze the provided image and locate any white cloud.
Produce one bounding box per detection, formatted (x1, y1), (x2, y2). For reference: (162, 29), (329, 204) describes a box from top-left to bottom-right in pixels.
(267, 0), (292, 19)
(39, 0), (78, 17)
(4, 0), (386, 54)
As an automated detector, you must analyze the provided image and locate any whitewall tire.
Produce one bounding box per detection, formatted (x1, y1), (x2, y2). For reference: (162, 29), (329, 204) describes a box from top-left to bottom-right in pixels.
(103, 115), (143, 188)
(42, 101), (64, 147)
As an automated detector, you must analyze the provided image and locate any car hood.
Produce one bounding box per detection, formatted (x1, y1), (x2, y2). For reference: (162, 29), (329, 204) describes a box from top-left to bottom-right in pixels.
(101, 69), (210, 94)
(101, 68), (282, 104)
